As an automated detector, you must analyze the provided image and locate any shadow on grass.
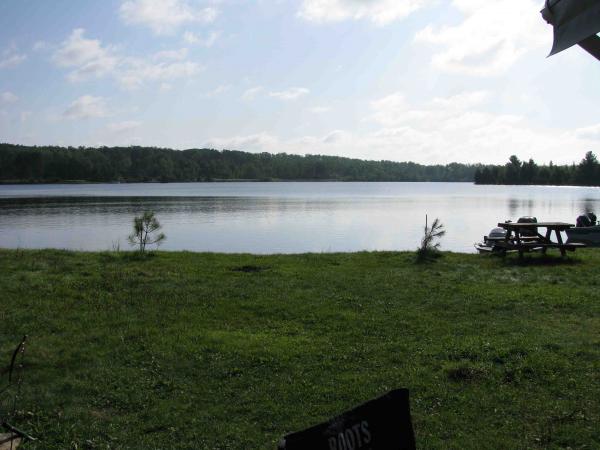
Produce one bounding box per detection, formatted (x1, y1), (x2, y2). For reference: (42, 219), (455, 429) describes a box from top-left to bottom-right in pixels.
(497, 254), (583, 267)
(98, 251), (158, 263)
(230, 265), (269, 273)
(415, 248), (443, 264)
(444, 362), (488, 383)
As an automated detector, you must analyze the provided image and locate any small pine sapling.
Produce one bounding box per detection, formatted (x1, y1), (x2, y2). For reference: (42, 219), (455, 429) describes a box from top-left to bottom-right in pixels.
(128, 211), (166, 253)
(416, 215), (445, 261)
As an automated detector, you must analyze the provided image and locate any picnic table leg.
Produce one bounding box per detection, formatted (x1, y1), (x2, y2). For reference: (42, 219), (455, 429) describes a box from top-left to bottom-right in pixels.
(555, 229), (566, 257)
(499, 230), (510, 258)
(543, 228), (552, 254)
(502, 229), (512, 257)
(515, 231), (524, 259)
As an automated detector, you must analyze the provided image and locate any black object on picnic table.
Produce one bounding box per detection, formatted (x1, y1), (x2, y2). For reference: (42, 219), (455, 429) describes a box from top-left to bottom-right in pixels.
(278, 389), (416, 450)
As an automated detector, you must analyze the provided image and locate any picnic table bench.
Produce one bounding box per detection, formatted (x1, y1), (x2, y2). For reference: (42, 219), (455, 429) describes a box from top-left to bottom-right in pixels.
(495, 222), (586, 258)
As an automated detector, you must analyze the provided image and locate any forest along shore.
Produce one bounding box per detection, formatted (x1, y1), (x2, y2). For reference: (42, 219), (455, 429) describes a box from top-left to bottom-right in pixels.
(2, 143), (599, 186)
(1, 249), (598, 449)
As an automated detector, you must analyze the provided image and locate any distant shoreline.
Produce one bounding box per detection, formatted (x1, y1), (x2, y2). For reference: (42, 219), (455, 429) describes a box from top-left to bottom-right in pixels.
(0, 179), (596, 187)
(2, 143), (598, 186)
(0, 179), (474, 185)
(0, 143), (478, 184)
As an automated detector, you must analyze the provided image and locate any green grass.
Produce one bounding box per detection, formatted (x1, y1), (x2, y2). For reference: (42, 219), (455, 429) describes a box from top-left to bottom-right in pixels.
(1, 249), (599, 449)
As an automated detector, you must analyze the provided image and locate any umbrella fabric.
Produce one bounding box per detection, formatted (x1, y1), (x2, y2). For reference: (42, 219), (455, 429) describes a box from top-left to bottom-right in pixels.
(542, 0), (600, 56)
(578, 34), (600, 61)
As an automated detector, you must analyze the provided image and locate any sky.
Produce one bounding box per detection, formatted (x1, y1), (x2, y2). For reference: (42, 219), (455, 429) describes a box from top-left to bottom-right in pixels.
(0, 0), (599, 165)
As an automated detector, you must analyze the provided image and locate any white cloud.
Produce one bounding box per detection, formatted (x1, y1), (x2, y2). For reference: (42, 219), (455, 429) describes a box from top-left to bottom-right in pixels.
(298, 0), (431, 25)
(206, 132), (280, 151)
(160, 82), (173, 92)
(183, 31), (219, 47)
(20, 111), (32, 123)
(201, 84), (231, 97)
(204, 91), (593, 164)
(52, 29), (201, 89)
(365, 90), (588, 163)
(33, 41), (49, 51)
(63, 95), (109, 120)
(205, 130), (360, 158)
(118, 59), (202, 90)
(107, 120), (142, 133)
(120, 0), (217, 35)
(0, 92), (19, 104)
(153, 48), (189, 61)
(322, 130), (349, 144)
(370, 90), (490, 127)
(205, 130), (355, 155)
(415, 0), (548, 75)
(575, 124), (600, 140)
(0, 52), (26, 69)
(269, 87), (309, 101)
(242, 86), (263, 101)
(308, 106), (331, 114)
(368, 92), (410, 126)
(53, 29), (118, 81)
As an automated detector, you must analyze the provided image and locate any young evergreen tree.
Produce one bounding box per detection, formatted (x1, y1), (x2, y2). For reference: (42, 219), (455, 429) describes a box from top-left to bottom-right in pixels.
(128, 211), (166, 253)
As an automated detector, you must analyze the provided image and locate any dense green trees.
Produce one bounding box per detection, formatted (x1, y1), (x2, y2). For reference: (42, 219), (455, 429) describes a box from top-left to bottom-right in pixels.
(0, 144), (478, 183)
(474, 152), (600, 186)
(1, 144), (597, 186)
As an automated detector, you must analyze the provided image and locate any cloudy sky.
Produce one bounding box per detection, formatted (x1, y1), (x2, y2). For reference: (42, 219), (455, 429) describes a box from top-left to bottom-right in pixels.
(0, 0), (599, 164)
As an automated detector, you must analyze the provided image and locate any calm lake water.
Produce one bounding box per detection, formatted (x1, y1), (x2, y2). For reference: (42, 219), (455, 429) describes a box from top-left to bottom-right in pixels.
(1, 182), (599, 253)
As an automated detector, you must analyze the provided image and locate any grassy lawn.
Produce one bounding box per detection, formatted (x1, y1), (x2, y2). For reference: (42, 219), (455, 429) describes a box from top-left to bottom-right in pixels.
(1, 249), (599, 449)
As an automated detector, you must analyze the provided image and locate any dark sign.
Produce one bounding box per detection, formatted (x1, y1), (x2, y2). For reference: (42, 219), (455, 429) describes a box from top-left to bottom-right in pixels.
(278, 389), (415, 450)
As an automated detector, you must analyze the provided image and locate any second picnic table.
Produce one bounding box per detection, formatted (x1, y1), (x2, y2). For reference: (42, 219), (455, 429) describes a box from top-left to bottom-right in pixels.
(495, 222), (586, 258)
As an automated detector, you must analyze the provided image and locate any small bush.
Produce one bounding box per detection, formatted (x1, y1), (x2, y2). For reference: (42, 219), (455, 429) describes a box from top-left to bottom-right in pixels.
(416, 216), (445, 262)
(128, 211), (166, 254)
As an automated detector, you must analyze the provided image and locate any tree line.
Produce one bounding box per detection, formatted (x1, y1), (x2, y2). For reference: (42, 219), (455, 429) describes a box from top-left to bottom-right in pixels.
(474, 152), (600, 186)
(0, 143), (598, 185)
(0, 144), (477, 183)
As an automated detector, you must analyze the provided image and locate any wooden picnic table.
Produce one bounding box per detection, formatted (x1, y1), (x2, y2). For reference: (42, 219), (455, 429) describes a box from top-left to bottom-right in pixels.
(495, 222), (586, 258)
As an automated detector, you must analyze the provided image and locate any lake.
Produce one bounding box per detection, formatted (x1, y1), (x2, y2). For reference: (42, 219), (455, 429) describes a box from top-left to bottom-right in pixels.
(1, 182), (599, 253)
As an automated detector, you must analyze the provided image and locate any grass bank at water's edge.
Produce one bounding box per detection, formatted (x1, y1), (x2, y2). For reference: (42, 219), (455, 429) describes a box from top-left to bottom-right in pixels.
(0, 249), (599, 449)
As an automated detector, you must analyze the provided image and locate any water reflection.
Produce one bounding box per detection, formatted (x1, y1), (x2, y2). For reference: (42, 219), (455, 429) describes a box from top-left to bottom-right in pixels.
(507, 198), (519, 217)
(1, 182), (600, 253)
(582, 198), (597, 214)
